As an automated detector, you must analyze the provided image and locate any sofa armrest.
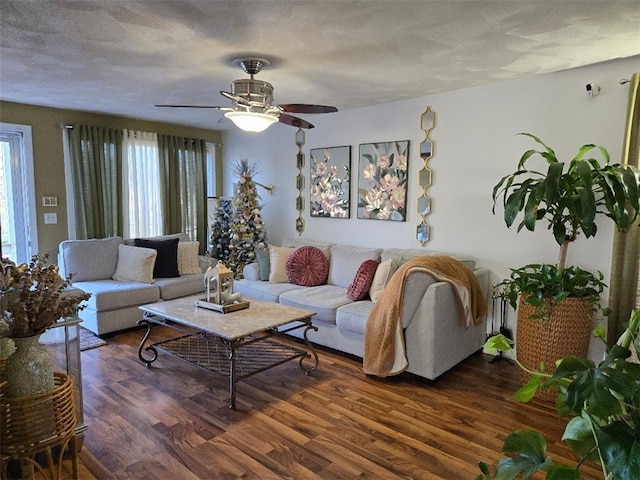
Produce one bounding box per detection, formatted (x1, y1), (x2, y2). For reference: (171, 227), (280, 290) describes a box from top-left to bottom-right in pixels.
(198, 255), (216, 273)
(402, 267), (490, 329)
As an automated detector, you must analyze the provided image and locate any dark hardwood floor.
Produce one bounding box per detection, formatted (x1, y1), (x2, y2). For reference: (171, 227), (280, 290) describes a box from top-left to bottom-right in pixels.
(73, 326), (603, 479)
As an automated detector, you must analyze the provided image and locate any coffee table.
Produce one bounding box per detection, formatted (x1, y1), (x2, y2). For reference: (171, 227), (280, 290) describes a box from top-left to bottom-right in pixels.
(137, 296), (318, 408)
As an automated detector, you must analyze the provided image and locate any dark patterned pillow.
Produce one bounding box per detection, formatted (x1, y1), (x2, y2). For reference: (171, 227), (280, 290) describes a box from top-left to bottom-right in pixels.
(134, 237), (180, 278)
(286, 246), (329, 287)
(347, 259), (380, 301)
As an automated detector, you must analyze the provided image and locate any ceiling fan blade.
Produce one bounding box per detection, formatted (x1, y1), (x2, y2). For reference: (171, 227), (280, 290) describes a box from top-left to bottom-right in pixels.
(278, 113), (315, 129)
(220, 91), (252, 108)
(155, 104), (225, 109)
(279, 104), (338, 114)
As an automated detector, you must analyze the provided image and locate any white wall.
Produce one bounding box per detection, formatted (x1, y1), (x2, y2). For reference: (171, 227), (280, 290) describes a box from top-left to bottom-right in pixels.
(222, 56), (639, 333)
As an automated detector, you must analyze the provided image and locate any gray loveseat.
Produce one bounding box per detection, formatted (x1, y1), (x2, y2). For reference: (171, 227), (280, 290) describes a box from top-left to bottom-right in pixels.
(235, 237), (490, 380)
(58, 233), (207, 336)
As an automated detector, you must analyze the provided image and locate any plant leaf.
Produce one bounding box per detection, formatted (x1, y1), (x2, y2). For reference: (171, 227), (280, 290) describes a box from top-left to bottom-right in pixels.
(561, 415), (598, 461)
(597, 421), (637, 480)
(514, 375), (542, 402)
(545, 465), (579, 480)
(496, 431), (552, 480)
(484, 334), (514, 355)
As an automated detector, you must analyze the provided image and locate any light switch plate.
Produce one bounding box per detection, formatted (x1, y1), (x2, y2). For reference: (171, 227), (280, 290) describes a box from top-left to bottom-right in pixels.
(42, 196), (58, 207)
(44, 213), (57, 224)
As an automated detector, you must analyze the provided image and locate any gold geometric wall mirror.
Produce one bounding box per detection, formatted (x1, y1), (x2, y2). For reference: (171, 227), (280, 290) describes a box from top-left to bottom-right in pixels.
(295, 128), (306, 235)
(417, 107), (435, 245)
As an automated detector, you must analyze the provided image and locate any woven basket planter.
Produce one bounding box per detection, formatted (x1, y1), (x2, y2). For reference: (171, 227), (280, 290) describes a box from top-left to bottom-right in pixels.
(516, 296), (594, 402)
(1, 372), (78, 479)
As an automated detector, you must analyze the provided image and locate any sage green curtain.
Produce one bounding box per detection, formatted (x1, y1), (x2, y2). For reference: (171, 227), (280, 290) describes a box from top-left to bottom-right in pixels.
(68, 125), (123, 239)
(157, 135), (207, 251)
(608, 72), (640, 345)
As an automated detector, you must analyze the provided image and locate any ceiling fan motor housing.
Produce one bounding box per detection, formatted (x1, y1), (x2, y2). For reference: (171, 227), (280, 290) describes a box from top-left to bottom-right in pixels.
(230, 79), (274, 107)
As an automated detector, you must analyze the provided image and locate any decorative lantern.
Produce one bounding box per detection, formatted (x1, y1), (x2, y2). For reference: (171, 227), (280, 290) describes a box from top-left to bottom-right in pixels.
(204, 261), (240, 305)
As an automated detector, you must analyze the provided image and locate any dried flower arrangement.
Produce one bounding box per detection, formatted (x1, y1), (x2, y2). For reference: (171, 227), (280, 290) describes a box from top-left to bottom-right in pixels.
(0, 254), (90, 338)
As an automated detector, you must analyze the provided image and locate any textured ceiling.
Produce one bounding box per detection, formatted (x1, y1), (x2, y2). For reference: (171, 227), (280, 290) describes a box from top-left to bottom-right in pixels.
(1, 0), (639, 130)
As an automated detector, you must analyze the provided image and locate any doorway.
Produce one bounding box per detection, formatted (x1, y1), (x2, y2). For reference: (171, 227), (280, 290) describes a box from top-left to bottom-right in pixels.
(0, 123), (38, 263)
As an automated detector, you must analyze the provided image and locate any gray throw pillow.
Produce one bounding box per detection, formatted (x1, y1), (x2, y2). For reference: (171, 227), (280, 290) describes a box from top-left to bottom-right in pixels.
(256, 248), (270, 281)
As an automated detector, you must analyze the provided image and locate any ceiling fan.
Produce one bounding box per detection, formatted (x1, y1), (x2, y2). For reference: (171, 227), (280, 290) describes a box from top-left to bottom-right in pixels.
(155, 57), (338, 132)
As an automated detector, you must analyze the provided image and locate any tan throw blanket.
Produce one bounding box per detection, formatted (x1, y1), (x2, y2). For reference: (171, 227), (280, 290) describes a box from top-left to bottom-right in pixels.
(363, 255), (488, 377)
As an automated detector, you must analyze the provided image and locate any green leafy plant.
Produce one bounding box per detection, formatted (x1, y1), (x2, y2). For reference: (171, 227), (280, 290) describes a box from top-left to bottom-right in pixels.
(492, 133), (639, 269)
(477, 309), (640, 480)
(492, 133), (640, 315)
(0, 254), (90, 338)
(500, 264), (609, 320)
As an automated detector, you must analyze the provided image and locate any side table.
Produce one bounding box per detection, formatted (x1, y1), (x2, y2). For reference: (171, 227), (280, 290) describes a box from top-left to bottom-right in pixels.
(40, 317), (87, 444)
(0, 372), (79, 479)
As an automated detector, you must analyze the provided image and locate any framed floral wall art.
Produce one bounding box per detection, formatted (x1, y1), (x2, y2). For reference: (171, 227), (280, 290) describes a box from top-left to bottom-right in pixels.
(357, 140), (409, 221)
(309, 145), (351, 218)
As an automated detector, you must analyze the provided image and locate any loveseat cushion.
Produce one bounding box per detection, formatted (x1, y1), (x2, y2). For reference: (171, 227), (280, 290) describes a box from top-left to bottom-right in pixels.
(279, 285), (352, 324)
(59, 236), (124, 282)
(72, 280), (159, 311)
(286, 246), (329, 287)
(328, 245), (382, 288)
(155, 274), (204, 300)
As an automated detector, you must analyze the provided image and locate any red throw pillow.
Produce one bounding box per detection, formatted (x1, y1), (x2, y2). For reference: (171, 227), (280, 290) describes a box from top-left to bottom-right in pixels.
(286, 246), (329, 287)
(347, 259), (380, 301)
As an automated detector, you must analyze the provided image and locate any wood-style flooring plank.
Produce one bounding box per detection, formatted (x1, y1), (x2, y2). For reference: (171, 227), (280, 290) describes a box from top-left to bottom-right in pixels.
(70, 325), (605, 479)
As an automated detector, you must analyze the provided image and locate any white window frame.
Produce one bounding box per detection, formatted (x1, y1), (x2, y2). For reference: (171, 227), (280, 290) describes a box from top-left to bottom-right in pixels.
(0, 122), (38, 261)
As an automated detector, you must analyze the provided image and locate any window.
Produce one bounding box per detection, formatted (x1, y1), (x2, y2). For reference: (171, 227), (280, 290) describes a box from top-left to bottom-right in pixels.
(122, 130), (162, 238)
(206, 142), (217, 198)
(0, 123), (38, 263)
(65, 128), (218, 242)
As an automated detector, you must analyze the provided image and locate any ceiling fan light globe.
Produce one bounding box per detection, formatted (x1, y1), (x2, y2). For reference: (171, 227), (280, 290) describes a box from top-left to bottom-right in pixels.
(225, 111), (279, 133)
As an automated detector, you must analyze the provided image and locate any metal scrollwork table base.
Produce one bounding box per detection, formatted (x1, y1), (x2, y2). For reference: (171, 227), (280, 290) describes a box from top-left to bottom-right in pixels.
(137, 297), (318, 409)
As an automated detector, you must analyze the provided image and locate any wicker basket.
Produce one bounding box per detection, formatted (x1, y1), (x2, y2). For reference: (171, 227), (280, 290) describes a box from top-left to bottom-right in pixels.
(516, 297), (593, 402)
(1, 372), (78, 479)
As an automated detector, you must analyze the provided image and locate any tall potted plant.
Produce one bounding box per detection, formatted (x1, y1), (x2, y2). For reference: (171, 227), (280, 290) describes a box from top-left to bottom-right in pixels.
(492, 133), (640, 399)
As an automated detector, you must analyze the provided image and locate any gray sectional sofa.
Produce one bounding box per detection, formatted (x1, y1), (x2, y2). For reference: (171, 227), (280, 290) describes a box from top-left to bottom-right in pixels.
(58, 233), (208, 336)
(235, 237), (490, 380)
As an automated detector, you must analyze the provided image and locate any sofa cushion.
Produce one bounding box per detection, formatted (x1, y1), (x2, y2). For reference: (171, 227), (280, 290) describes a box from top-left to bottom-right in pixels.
(112, 244), (157, 283)
(134, 237), (180, 278)
(369, 258), (398, 302)
(279, 285), (352, 324)
(281, 237), (332, 259)
(336, 301), (375, 334)
(155, 274), (204, 300)
(177, 241), (201, 275)
(72, 280), (159, 311)
(59, 236), (124, 282)
(269, 245), (296, 283)
(234, 279), (304, 303)
(286, 246), (329, 287)
(381, 248), (476, 270)
(347, 259), (379, 301)
(328, 245), (382, 288)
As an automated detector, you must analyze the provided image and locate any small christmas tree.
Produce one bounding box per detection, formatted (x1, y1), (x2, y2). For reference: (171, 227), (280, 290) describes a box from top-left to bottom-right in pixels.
(227, 159), (267, 278)
(209, 198), (233, 263)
